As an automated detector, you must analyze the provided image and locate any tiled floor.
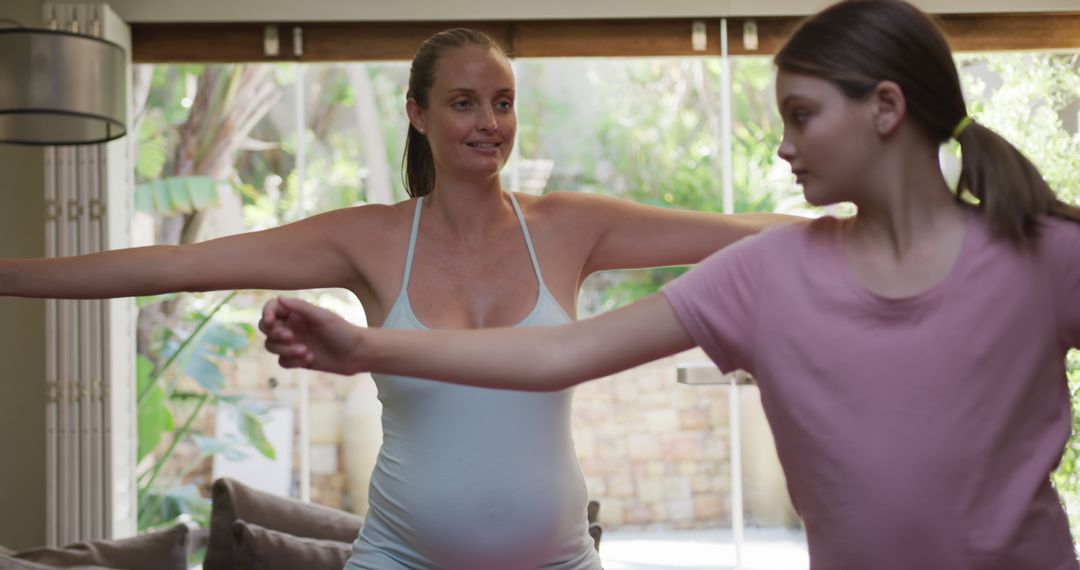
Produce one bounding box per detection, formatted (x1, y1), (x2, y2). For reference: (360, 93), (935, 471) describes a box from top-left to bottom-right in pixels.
(600, 527), (809, 570)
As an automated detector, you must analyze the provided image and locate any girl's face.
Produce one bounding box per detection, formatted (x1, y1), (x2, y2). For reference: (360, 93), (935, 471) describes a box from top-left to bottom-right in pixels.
(775, 71), (880, 206)
(409, 45), (517, 182)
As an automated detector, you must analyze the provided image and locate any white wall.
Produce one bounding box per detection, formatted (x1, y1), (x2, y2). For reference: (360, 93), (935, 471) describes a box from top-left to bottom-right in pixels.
(104, 0), (1079, 23)
(0, 0), (47, 552)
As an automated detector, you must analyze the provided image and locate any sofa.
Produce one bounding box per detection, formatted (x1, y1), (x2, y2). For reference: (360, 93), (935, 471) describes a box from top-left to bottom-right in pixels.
(204, 478), (603, 569)
(0, 524), (190, 570)
(1, 478), (603, 570)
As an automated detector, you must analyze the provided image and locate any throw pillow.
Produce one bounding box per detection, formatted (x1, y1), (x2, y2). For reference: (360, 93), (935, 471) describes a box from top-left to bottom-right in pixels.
(231, 520), (351, 570)
(203, 478), (363, 570)
(10, 524), (188, 570)
(0, 553), (114, 570)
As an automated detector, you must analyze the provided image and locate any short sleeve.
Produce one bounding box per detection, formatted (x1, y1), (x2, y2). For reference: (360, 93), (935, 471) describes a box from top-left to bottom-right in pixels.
(661, 233), (764, 375)
(1046, 218), (1080, 349)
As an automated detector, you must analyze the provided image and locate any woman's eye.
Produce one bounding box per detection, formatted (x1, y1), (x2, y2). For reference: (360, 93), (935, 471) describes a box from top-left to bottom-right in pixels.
(451, 100), (472, 109)
(496, 99), (514, 110)
(791, 110), (809, 124)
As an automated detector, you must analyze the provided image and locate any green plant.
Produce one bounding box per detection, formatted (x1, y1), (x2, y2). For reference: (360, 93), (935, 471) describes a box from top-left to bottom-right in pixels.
(136, 292), (274, 532)
(129, 60), (411, 539)
(1055, 351), (1080, 527)
(574, 57), (797, 314)
(134, 176), (221, 215)
(131, 62), (286, 536)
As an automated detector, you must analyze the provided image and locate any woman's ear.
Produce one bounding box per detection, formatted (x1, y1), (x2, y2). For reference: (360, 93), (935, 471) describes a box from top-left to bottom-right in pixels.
(406, 98), (426, 134)
(872, 80), (906, 137)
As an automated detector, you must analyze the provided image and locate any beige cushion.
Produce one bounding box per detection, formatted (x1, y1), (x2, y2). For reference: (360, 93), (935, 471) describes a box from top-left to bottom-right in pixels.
(6, 525), (188, 570)
(203, 478), (363, 570)
(231, 520), (351, 570)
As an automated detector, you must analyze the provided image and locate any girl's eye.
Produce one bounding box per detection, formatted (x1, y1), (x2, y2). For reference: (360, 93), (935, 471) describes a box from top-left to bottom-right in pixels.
(496, 99), (514, 110)
(791, 110), (810, 124)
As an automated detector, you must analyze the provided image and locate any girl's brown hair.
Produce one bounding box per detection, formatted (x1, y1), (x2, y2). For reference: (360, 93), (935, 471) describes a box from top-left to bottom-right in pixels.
(774, 0), (1080, 243)
(402, 28), (508, 198)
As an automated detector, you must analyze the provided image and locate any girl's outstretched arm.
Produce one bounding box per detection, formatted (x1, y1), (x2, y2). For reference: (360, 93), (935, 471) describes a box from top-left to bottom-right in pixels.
(261, 294), (696, 391)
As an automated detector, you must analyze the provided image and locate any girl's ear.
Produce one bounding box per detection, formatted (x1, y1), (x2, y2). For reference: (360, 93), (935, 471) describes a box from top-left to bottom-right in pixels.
(406, 98), (426, 134)
(872, 80), (906, 137)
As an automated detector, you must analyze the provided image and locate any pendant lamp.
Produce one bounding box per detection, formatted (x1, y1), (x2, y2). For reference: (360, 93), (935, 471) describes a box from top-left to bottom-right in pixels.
(0, 25), (127, 146)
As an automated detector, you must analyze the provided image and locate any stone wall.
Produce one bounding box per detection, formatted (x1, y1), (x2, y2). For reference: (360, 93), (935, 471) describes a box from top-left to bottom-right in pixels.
(571, 348), (798, 530)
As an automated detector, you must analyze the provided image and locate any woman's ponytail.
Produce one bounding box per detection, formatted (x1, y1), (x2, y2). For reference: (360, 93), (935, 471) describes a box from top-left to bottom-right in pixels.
(403, 123), (436, 198)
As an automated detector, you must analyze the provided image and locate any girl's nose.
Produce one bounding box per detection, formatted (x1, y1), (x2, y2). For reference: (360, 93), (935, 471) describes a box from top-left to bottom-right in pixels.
(777, 137), (796, 162)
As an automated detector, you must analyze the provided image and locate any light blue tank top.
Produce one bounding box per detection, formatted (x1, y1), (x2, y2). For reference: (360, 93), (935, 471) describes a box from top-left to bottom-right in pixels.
(346, 193), (602, 570)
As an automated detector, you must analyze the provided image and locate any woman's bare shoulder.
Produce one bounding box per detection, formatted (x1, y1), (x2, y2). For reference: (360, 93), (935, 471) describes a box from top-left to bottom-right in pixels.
(312, 199), (417, 235)
(512, 191), (597, 235)
(514, 190), (615, 222)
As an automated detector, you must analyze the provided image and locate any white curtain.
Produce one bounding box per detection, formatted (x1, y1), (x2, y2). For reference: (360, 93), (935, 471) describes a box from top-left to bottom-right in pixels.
(42, 2), (136, 545)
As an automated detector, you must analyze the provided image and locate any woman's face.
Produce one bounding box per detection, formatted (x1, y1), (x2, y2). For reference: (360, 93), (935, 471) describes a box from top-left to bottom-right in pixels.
(409, 45), (517, 182)
(775, 71), (880, 206)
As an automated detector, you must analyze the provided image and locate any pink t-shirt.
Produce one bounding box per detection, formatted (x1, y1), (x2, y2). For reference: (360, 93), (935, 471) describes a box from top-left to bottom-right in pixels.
(662, 210), (1080, 570)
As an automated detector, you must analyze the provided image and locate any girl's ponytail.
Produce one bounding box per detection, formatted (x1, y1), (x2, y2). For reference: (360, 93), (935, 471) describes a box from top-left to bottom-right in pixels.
(955, 120), (1080, 244)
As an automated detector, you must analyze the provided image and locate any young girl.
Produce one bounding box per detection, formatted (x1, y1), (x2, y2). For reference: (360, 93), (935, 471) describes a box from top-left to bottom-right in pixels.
(261, 1), (1080, 568)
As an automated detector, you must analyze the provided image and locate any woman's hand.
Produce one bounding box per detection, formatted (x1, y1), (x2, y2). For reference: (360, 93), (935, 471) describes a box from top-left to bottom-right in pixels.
(259, 296), (366, 375)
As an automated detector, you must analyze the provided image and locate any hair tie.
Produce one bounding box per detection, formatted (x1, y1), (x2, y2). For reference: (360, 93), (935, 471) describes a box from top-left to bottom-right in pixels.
(951, 116), (973, 140)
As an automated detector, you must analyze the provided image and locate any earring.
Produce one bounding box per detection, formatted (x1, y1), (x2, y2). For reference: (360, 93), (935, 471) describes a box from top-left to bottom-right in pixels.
(418, 127), (426, 134)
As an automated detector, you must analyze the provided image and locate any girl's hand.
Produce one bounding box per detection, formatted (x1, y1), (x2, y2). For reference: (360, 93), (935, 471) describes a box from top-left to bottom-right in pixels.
(259, 296), (366, 375)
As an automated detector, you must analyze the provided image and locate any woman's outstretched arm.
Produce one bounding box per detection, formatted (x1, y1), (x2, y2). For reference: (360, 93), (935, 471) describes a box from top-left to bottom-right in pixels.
(0, 205), (391, 299)
(261, 294), (696, 391)
(538, 191), (799, 275)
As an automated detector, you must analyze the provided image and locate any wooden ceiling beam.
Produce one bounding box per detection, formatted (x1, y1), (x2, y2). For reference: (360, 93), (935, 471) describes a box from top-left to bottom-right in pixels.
(132, 13), (1080, 63)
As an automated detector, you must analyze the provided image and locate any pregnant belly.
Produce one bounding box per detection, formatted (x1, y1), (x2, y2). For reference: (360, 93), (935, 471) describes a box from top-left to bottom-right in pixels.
(367, 445), (588, 568)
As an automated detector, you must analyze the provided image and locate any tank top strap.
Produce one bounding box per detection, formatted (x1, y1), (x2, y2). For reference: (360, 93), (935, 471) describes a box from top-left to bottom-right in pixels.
(398, 197), (424, 296)
(506, 192), (546, 287)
